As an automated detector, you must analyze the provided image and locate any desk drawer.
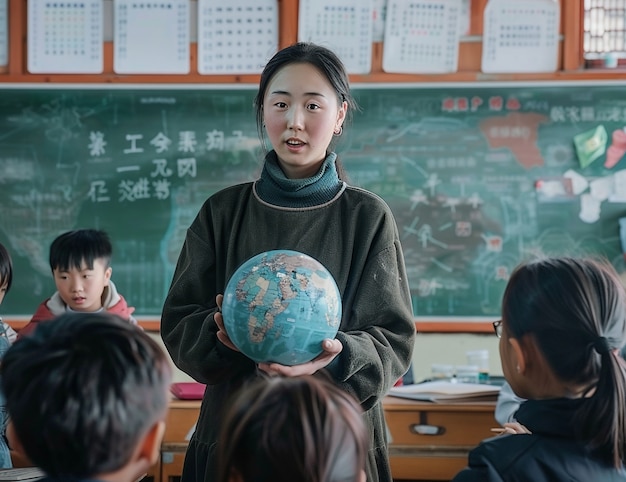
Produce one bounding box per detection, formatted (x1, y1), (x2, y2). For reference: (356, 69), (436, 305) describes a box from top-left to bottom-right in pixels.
(164, 401), (201, 443)
(388, 448), (471, 481)
(385, 409), (494, 446)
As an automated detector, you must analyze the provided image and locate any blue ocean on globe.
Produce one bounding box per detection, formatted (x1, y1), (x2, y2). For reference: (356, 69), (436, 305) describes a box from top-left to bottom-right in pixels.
(222, 250), (342, 366)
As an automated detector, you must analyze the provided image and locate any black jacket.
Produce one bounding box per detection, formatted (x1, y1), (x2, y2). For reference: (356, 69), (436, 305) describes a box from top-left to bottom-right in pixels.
(452, 398), (626, 481)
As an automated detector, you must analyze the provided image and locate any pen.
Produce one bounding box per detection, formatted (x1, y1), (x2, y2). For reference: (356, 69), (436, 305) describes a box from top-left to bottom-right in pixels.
(490, 427), (506, 434)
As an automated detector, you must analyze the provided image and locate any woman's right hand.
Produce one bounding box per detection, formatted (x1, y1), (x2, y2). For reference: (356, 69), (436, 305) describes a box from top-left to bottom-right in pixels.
(214, 294), (239, 352)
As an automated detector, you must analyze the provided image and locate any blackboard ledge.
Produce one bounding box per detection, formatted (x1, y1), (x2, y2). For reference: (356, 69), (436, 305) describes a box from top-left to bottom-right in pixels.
(415, 320), (496, 334)
(5, 316), (161, 333)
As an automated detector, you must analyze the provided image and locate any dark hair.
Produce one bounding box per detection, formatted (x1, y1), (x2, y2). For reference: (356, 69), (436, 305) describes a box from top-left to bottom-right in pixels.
(0, 243), (12, 293)
(253, 42), (358, 179)
(502, 256), (626, 467)
(217, 375), (368, 482)
(49, 229), (112, 272)
(1, 312), (172, 478)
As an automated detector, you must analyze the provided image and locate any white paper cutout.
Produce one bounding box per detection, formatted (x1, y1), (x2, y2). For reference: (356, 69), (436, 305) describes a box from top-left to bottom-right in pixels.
(579, 193), (601, 224)
(563, 169), (589, 195)
(589, 176), (613, 202)
(609, 169), (626, 202)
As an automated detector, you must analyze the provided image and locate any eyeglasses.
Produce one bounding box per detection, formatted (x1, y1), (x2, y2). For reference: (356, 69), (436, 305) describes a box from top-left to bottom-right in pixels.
(493, 319), (503, 338)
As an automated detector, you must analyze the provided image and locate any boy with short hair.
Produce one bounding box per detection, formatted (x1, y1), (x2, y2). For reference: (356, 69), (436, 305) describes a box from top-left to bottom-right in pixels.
(2, 312), (172, 482)
(19, 229), (136, 337)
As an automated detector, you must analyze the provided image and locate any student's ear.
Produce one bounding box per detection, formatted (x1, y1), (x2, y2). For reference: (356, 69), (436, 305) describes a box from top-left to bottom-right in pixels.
(509, 337), (527, 375)
(104, 266), (112, 285)
(137, 420), (166, 465)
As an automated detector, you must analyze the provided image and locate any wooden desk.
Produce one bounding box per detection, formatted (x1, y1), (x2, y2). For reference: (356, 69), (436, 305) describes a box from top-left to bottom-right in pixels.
(13, 396), (494, 482)
(158, 399), (201, 482)
(383, 396), (496, 482)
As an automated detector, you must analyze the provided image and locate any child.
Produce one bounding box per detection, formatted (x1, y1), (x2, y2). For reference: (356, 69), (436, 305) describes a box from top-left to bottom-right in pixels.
(1, 311), (172, 482)
(0, 243), (15, 469)
(217, 375), (368, 482)
(161, 42), (416, 482)
(452, 257), (626, 481)
(19, 229), (136, 338)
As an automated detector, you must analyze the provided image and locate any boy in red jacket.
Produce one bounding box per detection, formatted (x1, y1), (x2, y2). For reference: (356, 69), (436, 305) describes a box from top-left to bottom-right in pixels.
(19, 229), (136, 338)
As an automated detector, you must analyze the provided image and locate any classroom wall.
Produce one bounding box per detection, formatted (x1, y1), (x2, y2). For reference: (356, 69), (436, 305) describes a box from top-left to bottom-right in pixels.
(151, 332), (504, 385)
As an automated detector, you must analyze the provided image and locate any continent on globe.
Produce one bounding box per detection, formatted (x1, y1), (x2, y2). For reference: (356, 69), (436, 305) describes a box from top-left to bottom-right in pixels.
(221, 250), (342, 366)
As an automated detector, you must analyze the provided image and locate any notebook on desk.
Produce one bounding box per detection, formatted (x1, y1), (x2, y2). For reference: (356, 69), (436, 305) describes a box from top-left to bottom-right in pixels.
(0, 467), (44, 481)
(388, 380), (501, 403)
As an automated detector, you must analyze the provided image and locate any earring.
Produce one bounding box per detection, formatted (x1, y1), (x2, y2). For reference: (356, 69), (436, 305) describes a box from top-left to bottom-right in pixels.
(333, 126), (343, 136)
(516, 364), (521, 373)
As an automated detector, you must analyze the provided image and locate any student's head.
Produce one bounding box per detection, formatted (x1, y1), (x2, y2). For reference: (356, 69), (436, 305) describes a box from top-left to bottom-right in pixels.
(49, 229), (113, 312)
(1, 312), (172, 480)
(500, 256), (626, 466)
(0, 243), (12, 305)
(253, 42), (358, 177)
(217, 375), (368, 482)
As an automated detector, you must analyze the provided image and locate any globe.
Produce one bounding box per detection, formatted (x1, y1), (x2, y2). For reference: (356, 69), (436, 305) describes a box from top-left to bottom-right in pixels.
(222, 250), (342, 366)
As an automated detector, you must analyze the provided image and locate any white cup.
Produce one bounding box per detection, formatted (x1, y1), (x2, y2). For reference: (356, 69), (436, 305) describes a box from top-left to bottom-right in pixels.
(466, 349), (489, 383)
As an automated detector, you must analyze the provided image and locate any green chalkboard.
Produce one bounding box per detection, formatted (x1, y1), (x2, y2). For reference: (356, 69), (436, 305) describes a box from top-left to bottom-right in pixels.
(1, 83), (625, 321)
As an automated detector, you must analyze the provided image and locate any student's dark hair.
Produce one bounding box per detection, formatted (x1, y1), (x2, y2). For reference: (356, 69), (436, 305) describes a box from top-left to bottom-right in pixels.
(217, 374), (368, 482)
(253, 42), (358, 180)
(502, 256), (626, 467)
(49, 229), (112, 272)
(0, 242), (12, 292)
(1, 312), (172, 478)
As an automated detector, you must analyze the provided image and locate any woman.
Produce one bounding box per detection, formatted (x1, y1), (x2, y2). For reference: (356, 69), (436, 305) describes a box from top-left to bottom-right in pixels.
(161, 42), (416, 482)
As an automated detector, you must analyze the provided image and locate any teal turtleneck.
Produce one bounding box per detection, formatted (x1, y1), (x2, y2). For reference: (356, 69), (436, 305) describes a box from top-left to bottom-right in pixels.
(254, 151), (344, 208)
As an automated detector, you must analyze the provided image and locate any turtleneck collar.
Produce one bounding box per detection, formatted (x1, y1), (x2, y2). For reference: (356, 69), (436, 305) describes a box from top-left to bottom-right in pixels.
(254, 150), (344, 208)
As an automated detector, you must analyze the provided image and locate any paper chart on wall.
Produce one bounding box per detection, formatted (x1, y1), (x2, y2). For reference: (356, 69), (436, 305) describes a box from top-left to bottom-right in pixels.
(382, 0), (462, 74)
(298, 0), (373, 74)
(481, 0), (560, 73)
(372, 0), (387, 42)
(113, 0), (189, 74)
(0, 0), (6, 66)
(27, 0), (103, 73)
(197, 0), (278, 75)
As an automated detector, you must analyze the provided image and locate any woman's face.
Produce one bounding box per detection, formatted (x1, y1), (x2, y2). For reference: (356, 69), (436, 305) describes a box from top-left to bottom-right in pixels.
(262, 62), (347, 179)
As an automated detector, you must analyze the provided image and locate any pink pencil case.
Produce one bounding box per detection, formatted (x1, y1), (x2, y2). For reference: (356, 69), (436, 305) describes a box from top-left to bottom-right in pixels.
(170, 382), (207, 400)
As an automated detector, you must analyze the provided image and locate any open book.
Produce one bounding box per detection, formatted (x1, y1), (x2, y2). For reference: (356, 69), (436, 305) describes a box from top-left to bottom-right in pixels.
(388, 380), (501, 403)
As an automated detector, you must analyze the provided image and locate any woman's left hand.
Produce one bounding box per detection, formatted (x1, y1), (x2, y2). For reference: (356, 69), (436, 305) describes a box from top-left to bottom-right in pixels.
(258, 338), (343, 376)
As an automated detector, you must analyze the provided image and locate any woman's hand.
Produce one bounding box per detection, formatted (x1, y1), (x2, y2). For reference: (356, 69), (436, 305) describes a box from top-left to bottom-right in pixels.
(258, 338), (343, 377)
(214, 294), (239, 352)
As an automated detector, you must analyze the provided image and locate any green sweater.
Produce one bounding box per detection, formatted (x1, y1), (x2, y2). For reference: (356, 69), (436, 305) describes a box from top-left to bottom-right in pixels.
(161, 162), (416, 482)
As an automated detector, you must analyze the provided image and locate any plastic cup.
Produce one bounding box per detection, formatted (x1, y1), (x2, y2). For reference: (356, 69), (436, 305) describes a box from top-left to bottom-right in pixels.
(466, 349), (490, 383)
(455, 364), (480, 384)
(431, 363), (454, 382)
